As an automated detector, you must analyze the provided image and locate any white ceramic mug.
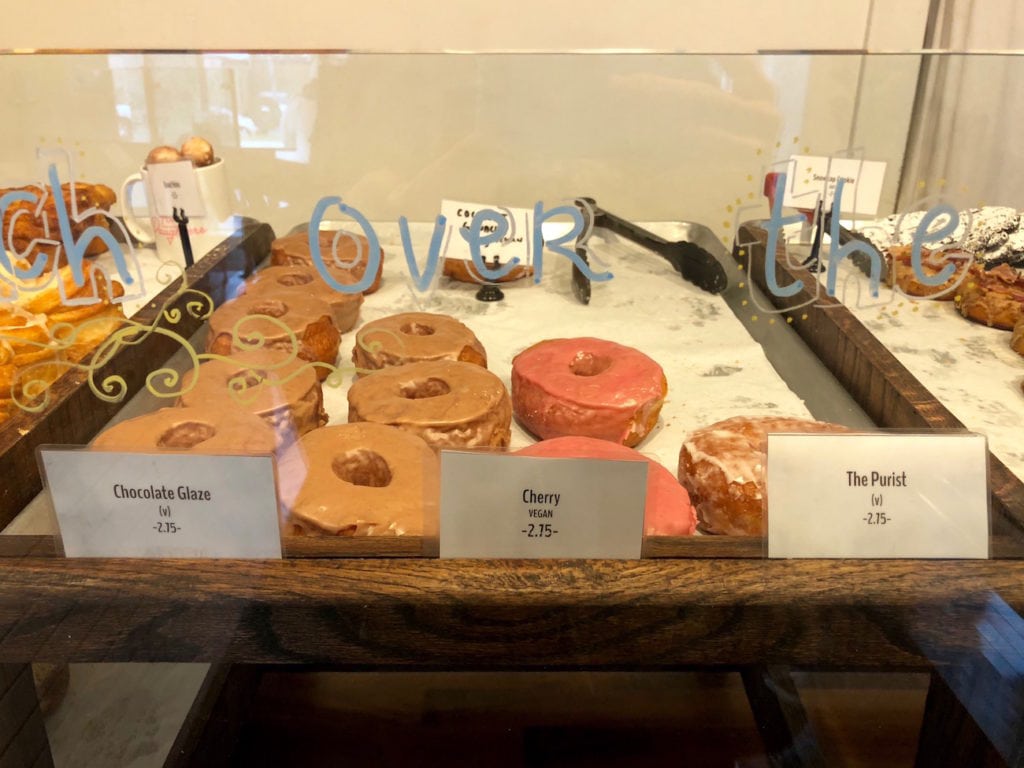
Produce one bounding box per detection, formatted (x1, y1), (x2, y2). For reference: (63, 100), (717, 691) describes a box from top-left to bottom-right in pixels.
(119, 159), (235, 260)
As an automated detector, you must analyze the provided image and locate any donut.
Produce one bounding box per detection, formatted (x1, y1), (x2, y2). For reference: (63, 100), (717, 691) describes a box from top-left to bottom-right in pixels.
(352, 312), (487, 372)
(956, 263), (1024, 330)
(515, 436), (696, 536)
(91, 405), (277, 454)
(678, 415), (848, 536)
(443, 258), (533, 284)
(886, 245), (971, 300)
(511, 338), (667, 447)
(271, 229), (384, 294)
(278, 423), (438, 536)
(178, 349), (326, 445)
(206, 293), (340, 380)
(347, 359), (511, 450)
(238, 264), (363, 333)
(1012, 313), (1024, 357)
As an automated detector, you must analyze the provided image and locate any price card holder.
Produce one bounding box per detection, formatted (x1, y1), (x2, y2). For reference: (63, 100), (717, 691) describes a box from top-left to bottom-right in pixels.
(782, 155), (886, 216)
(145, 160), (206, 218)
(39, 448), (282, 558)
(766, 433), (990, 559)
(440, 452), (647, 559)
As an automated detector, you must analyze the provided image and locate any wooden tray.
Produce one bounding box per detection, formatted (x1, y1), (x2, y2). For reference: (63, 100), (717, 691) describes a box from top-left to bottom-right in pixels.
(738, 222), (1024, 558)
(0, 218), (273, 530)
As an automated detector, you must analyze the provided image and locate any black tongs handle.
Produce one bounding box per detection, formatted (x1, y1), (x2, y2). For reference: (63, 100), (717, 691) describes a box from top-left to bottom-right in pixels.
(581, 198), (728, 294)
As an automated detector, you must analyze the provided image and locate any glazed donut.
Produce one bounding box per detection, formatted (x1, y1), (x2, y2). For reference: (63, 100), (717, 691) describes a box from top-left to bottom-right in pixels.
(956, 263), (1024, 330)
(443, 257), (533, 284)
(511, 338), (667, 447)
(353, 312), (487, 372)
(516, 436), (697, 536)
(678, 415), (848, 536)
(886, 245), (971, 300)
(278, 423), (438, 536)
(239, 264), (363, 333)
(91, 405), (277, 455)
(178, 349), (326, 445)
(271, 229), (384, 294)
(347, 359), (511, 450)
(206, 293), (340, 380)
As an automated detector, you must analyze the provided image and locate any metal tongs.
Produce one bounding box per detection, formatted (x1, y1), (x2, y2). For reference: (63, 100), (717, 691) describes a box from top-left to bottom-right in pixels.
(571, 198), (728, 304)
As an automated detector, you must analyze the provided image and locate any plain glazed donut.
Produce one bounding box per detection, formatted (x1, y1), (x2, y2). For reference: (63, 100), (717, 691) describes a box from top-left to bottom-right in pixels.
(956, 263), (1024, 330)
(239, 264), (363, 333)
(91, 405), (277, 455)
(206, 292), (340, 380)
(678, 415), (848, 536)
(511, 338), (667, 447)
(353, 312), (487, 372)
(270, 229), (384, 294)
(347, 359), (511, 450)
(516, 436), (697, 536)
(278, 423), (438, 536)
(178, 349), (326, 445)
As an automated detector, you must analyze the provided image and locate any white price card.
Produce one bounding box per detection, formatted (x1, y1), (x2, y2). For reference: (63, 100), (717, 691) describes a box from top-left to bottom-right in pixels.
(439, 452), (647, 559)
(766, 433), (989, 559)
(782, 155), (886, 216)
(145, 160), (206, 218)
(40, 449), (282, 558)
(440, 199), (533, 267)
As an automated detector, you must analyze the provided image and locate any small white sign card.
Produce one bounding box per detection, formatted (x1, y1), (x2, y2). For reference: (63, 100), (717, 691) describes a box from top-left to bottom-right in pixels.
(440, 452), (647, 559)
(440, 199), (533, 267)
(145, 160), (206, 218)
(39, 449), (282, 558)
(782, 155), (887, 216)
(766, 433), (989, 559)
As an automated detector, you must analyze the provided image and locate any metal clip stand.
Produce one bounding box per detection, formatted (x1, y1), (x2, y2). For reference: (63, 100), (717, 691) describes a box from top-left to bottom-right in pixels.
(172, 207), (195, 269)
(475, 255), (505, 302)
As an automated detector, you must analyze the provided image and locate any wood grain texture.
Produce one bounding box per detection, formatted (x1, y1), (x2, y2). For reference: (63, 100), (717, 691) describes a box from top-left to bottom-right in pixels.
(0, 219), (273, 530)
(738, 223), (1024, 558)
(0, 556), (1021, 667)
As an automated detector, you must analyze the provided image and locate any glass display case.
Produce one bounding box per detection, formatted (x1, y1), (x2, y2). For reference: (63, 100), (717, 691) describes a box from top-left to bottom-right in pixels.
(1, 33), (1023, 768)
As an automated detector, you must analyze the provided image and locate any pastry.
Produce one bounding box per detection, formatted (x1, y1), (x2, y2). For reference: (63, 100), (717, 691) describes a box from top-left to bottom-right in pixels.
(178, 349), (326, 445)
(347, 359), (511, 450)
(956, 263), (1024, 330)
(886, 245), (970, 300)
(206, 292), (340, 380)
(91, 405), (277, 454)
(238, 264), (363, 333)
(1, 181), (117, 259)
(1011, 313), (1024, 357)
(511, 338), (666, 447)
(678, 415), (848, 536)
(516, 436), (697, 536)
(180, 136), (215, 167)
(443, 258), (533, 284)
(278, 422), (438, 536)
(352, 312), (486, 372)
(271, 229), (384, 294)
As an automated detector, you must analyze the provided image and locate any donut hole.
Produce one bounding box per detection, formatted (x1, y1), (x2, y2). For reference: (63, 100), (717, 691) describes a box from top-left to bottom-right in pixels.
(332, 449), (392, 488)
(248, 299), (288, 318)
(569, 352), (613, 377)
(400, 321), (436, 336)
(157, 421), (216, 449)
(276, 273), (313, 287)
(400, 377), (451, 399)
(228, 370), (266, 390)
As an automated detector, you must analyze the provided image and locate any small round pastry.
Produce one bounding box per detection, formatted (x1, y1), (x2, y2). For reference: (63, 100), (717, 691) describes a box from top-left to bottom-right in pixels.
(239, 264), (363, 333)
(178, 349), (326, 445)
(516, 436), (697, 536)
(1011, 314), (1024, 357)
(353, 312), (487, 372)
(180, 136), (215, 167)
(443, 258), (533, 284)
(678, 415), (848, 536)
(347, 359), (511, 450)
(271, 229), (384, 294)
(145, 145), (183, 165)
(886, 245), (971, 301)
(511, 338), (667, 448)
(91, 405), (277, 454)
(278, 423), (438, 536)
(956, 264), (1024, 330)
(206, 293), (340, 381)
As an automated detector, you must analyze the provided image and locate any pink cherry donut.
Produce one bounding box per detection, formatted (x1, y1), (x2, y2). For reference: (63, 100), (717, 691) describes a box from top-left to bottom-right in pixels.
(511, 337), (667, 447)
(515, 436), (696, 535)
